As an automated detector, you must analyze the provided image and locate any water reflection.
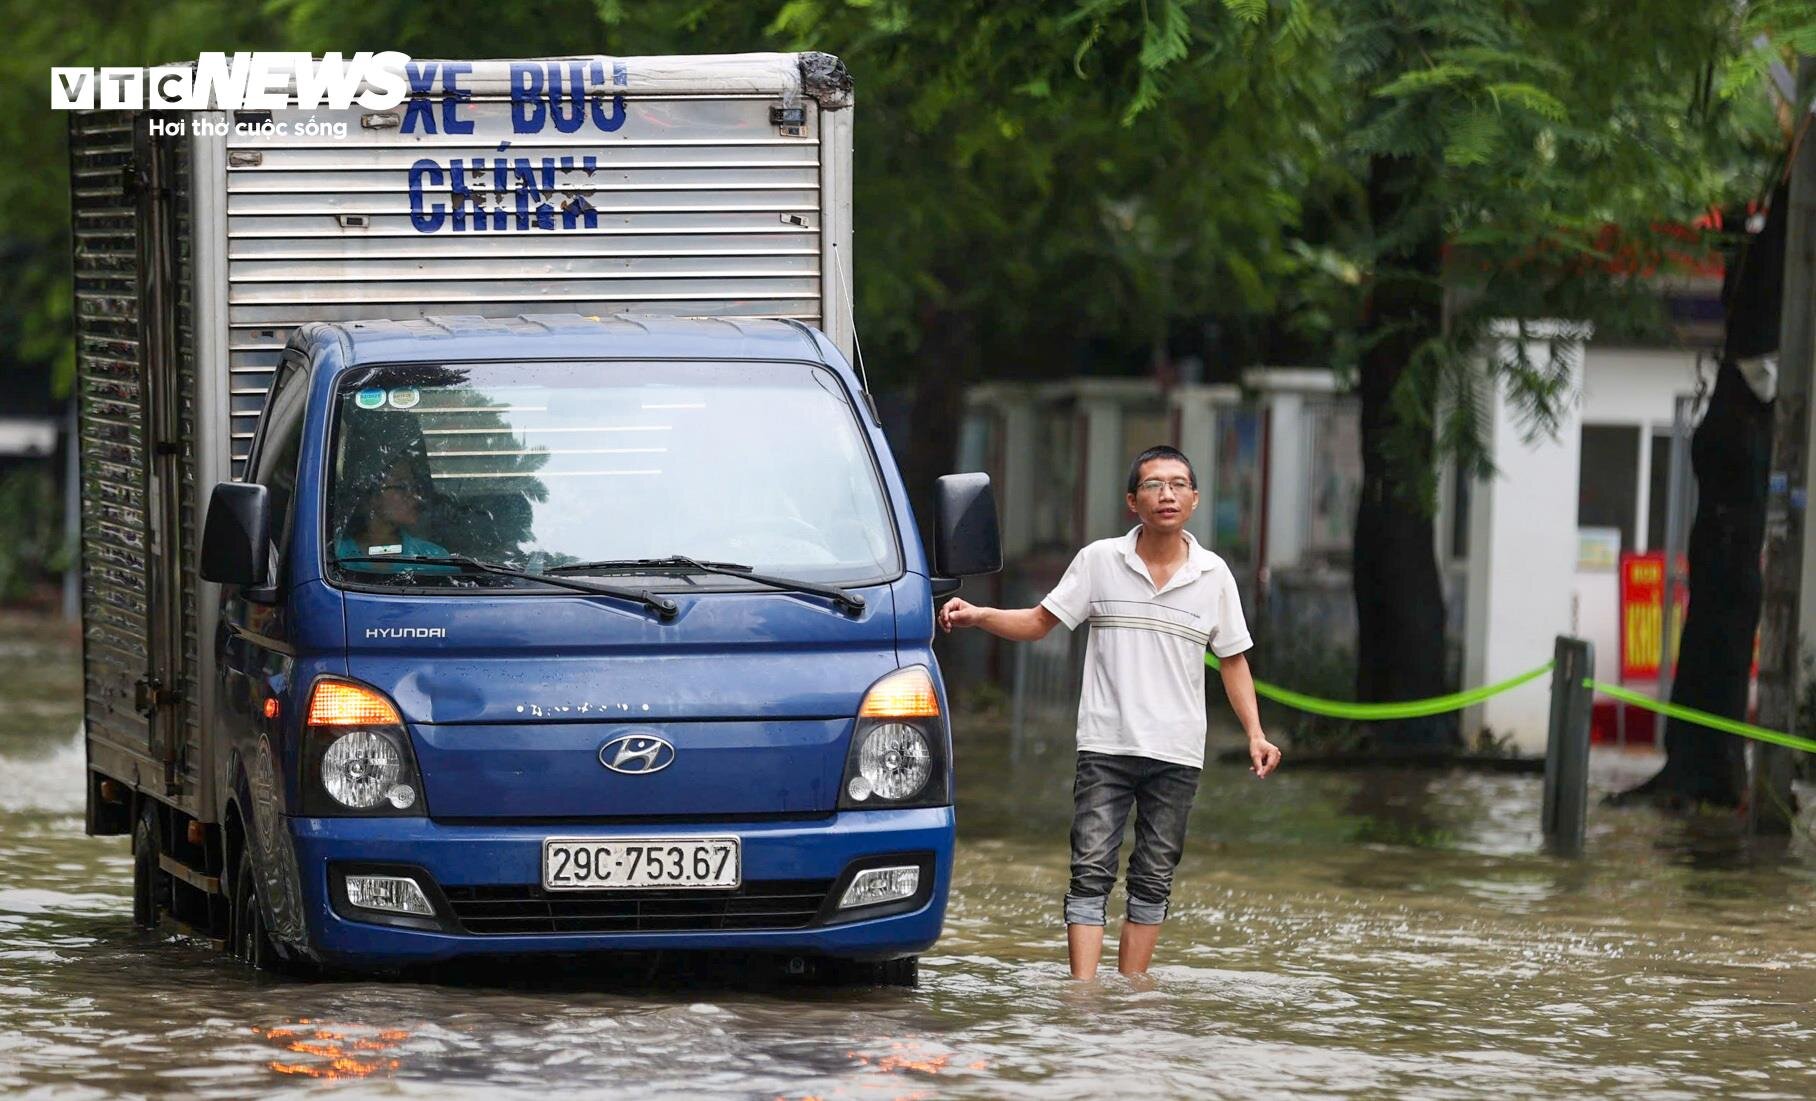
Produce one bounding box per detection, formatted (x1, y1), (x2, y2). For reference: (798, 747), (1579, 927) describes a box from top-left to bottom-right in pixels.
(1, 622), (1813, 1098)
(256, 1020), (410, 1080)
(1337, 770), (1455, 849)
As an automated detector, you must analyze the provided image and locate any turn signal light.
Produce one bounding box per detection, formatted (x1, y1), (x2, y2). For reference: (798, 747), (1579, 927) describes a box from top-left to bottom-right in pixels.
(307, 680), (402, 726)
(858, 666), (940, 718)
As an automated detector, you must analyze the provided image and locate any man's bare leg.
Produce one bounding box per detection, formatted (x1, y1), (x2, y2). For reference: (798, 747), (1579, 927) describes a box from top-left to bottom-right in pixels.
(1117, 920), (1161, 975)
(1067, 923), (1105, 979)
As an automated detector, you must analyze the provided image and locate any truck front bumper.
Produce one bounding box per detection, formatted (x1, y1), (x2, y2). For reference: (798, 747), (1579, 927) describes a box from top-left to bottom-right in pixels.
(285, 806), (953, 966)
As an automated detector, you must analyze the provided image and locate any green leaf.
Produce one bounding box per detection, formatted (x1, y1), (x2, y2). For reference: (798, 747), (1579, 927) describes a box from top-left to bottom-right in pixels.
(1373, 62), (1476, 98)
(1485, 81), (1567, 121)
(1137, 0), (1194, 72)
(1223, 252), (1266, 307)
(1430, 45), (1564, 77)
(1443, 109), (1502, 166)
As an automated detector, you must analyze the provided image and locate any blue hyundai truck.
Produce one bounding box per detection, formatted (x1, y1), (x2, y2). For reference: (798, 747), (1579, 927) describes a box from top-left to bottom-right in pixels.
(68, 53), (999, 980)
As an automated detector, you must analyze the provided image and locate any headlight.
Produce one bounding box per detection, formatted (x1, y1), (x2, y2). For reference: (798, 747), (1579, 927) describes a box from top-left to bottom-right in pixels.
(852, 723), (931, 801)
(321, 730), (405, 809)
(302, 678), (427, 817)
(838, 666), (949, 810)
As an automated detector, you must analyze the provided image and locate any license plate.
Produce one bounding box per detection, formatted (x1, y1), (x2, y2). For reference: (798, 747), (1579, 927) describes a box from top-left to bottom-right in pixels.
(541, 836), (741, 891)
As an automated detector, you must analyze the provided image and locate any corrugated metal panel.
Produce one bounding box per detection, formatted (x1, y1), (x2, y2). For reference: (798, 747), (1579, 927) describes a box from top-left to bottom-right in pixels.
(172, 136), (203, 794)
(70, 112), (154, 768)
(72, 112), (200, 809)
(223, 95), (824, 468)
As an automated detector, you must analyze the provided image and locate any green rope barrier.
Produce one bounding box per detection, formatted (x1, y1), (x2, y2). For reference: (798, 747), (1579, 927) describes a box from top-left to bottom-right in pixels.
(1204, 654), (1554, 721)
(1199, 649), (1815, 752)
(1585, 680), (1816, 756)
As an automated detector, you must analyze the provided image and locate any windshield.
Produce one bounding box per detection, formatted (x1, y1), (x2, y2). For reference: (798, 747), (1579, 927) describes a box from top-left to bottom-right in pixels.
(324, 360), (900, 590)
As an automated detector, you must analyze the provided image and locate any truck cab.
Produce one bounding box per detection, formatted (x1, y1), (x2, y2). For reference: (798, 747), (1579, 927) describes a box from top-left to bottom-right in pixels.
(197, 314), (998, 973)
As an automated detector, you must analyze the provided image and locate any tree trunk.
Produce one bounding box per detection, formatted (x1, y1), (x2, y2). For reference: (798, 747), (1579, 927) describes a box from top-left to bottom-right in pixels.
(1352, 154), (1457, 751)
(1651, 362), (1770, 805)
(1618, 188), (1783, 809)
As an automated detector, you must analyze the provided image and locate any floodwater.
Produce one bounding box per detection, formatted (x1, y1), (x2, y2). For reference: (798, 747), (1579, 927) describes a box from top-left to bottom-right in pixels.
(3, 620), (1813, 1099)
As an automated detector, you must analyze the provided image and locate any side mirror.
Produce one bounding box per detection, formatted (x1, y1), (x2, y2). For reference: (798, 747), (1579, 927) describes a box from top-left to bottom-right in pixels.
(933, 473), (1003, 580)
(201, 482), (271, 587)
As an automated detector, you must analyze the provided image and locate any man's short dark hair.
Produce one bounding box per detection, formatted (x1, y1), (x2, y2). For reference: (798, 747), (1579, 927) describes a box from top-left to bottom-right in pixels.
(1126, 445), (1198, 495)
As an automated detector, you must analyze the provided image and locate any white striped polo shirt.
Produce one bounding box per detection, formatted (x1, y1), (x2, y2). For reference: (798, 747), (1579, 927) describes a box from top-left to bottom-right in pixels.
(1040, 526), (1252, 768)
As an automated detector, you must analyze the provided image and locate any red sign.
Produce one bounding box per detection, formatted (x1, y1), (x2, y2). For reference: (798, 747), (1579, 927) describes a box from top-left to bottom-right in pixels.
(1617, 552), (1761, 682)
(1619, 553), (1685, 681)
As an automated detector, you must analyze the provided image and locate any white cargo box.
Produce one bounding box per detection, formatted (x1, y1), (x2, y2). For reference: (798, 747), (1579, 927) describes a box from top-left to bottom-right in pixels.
(67, 52), (854, 819)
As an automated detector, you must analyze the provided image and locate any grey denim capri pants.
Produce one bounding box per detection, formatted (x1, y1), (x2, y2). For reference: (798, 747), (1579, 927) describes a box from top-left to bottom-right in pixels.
(1063, 750), (1201, 926)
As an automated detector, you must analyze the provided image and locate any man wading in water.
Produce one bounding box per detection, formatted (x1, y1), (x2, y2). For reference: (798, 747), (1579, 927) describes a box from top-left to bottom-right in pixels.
(939, 445), (1281, 979)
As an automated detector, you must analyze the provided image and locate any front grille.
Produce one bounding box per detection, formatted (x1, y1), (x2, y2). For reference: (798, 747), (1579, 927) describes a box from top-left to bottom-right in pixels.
(442, 880), (834, 935)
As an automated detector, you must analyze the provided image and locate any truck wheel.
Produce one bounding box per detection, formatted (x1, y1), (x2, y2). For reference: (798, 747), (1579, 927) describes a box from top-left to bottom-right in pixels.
(879, 956), (920, 987)
(131, 802), (167, 930)
(229, 845), (281, 971)
(822, 955), (920, 987)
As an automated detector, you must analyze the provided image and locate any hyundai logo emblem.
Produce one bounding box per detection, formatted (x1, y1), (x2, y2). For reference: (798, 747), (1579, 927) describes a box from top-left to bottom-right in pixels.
(598, 733), (676, 775)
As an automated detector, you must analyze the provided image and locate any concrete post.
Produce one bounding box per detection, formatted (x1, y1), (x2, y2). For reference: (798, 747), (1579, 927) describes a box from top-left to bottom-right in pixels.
(1079, 396), (1125, 540)
(1263, 389), (1305, 571)
(1544, 635), (1595, 857)
(997, 394), (1037, 560)
(1170, 385), (1222, 547)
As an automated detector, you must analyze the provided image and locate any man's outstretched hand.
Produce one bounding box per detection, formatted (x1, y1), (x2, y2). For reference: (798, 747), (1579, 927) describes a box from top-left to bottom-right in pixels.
(938, 597), (981, 633)
(1249, 735), (1282, 778)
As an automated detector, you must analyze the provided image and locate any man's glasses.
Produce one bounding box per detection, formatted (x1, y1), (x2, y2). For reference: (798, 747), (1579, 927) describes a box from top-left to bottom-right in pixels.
(1135, 478), (1195, 495)
(378, 480), (421, 494)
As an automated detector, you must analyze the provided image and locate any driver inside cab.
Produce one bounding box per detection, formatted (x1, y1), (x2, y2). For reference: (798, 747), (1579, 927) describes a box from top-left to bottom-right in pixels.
(334, 456), (450, 571)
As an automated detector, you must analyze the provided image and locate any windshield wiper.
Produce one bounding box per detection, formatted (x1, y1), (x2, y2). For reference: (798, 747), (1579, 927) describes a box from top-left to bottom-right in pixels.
(333, 554), (678, 619)
(547, 555), (866, 614)
(551, 556), (752, 574)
